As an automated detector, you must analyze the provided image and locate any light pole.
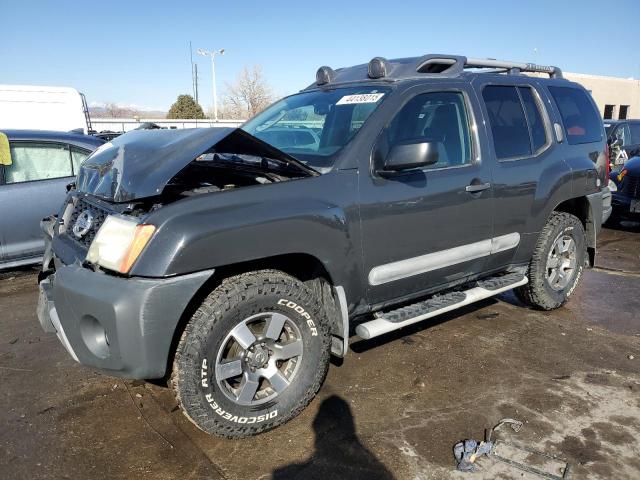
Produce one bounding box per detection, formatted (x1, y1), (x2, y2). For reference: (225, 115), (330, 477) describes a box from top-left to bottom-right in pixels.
(197, 47), (225, 121)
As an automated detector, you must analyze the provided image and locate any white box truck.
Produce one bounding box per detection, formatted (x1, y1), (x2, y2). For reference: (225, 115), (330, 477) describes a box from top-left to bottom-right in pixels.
(0, 84), (92, 134)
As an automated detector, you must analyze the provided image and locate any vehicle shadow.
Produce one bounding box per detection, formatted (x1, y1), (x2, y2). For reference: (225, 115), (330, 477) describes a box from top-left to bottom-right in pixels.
(271, 395), (394, 480)
(603, 219), (640, 233)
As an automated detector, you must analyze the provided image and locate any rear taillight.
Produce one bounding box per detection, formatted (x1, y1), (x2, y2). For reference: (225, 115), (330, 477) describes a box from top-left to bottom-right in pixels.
(604, 143), (611, 180)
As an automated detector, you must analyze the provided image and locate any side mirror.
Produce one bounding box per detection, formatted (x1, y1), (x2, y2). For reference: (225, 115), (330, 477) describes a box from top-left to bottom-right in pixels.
(381, 141), (439, 173)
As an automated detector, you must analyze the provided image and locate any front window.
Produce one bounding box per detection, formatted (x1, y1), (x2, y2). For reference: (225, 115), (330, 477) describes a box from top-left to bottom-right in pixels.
(385, 91), (473, 168)
(242, 86), (390, 170)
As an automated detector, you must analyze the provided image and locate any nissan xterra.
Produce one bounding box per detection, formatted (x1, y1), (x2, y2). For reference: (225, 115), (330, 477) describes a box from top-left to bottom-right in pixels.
(37, 54), (606, 438)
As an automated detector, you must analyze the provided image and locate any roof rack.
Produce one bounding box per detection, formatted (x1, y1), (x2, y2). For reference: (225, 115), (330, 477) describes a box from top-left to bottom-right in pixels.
(414, 54), (563, 78)
(464, 57), (563, 78)
(313, 54), (563, 87)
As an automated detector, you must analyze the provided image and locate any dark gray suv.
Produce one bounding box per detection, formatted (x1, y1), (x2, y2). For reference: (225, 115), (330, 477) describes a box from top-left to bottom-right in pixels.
(37, 54), (606, 438)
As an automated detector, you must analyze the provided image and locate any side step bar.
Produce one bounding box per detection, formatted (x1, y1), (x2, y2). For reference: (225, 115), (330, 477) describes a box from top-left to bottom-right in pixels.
(356, 273), (528, 340)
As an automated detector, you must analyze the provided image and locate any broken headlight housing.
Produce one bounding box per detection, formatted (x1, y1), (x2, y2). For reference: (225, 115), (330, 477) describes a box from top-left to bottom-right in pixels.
(86, 215), (156, 274)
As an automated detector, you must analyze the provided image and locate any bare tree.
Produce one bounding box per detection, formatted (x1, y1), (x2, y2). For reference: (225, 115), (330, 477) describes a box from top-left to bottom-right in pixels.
(221, 65), (275, 119)
(101, 102), (140, 118)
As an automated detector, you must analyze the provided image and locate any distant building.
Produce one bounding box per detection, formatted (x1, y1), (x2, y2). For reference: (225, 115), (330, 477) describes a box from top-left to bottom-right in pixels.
(564, 72), (640, 120)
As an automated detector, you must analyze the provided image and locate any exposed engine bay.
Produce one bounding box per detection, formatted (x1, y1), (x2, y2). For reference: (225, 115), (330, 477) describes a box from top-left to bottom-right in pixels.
(162, 152), (304, 200)
(74, 128), (317, 207)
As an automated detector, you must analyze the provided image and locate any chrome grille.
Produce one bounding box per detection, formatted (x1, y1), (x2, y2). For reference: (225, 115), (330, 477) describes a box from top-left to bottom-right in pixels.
(68, 198), (110, 248)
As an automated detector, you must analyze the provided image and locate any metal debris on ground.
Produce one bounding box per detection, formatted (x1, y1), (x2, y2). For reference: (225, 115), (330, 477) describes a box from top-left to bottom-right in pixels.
(453, 418), (571, 479)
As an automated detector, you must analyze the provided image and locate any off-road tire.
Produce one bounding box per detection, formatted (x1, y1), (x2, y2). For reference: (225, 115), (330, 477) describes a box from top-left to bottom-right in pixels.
(515, 212), (587, 310)
(171, 270), (331, 438)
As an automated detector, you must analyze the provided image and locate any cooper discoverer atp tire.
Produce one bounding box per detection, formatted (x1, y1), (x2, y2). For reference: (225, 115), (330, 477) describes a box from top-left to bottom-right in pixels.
(516, 212), (587, 310)
(172, 270), (331, 438)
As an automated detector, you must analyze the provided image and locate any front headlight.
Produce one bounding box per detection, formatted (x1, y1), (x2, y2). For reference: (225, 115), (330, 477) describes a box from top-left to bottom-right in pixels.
(86, 215), (156, 274)
(608, 178), (617, 192)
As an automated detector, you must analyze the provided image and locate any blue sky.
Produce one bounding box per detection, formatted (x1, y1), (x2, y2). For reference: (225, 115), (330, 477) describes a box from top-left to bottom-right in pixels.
(1, 0), (639, 111)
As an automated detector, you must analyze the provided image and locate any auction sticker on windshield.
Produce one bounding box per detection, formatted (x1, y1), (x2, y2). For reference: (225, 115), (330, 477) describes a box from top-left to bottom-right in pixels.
(337, 93), (385, 105)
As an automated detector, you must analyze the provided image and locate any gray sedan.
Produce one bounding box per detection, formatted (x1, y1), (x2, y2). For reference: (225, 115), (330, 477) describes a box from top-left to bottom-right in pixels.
(0, 130), (104, 269)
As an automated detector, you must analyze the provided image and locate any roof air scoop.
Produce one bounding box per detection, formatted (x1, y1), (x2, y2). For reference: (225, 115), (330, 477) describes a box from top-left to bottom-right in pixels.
(368, 57), (390, 79)
(316, 66), (336, 86)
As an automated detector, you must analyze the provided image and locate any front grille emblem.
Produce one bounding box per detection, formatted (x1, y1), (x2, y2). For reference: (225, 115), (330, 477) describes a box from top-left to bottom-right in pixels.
(72, 210), (94, 239)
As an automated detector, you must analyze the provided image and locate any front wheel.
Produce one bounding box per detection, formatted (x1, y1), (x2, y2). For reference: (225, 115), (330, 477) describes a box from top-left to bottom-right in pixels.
(516, 212), (587, 310)
(172, 270), (331, 438)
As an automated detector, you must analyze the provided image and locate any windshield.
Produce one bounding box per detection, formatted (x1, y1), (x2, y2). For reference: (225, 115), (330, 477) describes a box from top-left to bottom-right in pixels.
(242, 86), (390, 170)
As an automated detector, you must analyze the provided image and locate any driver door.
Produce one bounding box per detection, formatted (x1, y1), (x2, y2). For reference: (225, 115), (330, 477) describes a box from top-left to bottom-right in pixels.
(359, 87), (495, 307)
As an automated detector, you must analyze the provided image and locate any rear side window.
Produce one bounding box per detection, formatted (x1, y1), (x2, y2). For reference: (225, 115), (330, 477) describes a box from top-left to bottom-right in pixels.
(548, 86), (603, 145)
(482, 86), (532, 159)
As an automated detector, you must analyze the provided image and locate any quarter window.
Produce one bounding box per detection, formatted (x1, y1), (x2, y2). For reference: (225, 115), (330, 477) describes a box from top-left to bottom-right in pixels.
(613, 124), (631, 146)
(386, 91), (472, 169)
(71, 146), (91, 174)
(5, 142), (73, 184)
(482, 85), (532, 159)
(548, 86), (603, 145)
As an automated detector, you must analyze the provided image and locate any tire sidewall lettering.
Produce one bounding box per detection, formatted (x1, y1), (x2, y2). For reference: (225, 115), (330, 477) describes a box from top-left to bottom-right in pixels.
(277, 298), (318, 336)
(196, 296), (319, 425)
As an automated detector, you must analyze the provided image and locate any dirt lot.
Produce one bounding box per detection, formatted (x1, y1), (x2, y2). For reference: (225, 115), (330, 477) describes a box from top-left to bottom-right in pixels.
(1, 225), (639, 480)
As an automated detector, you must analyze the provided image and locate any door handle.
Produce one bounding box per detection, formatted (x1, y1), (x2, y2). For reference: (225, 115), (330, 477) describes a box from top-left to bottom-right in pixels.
(465, 182), (491, 193)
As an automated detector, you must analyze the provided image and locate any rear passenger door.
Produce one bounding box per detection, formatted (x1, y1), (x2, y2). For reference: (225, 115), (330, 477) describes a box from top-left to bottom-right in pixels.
(0, 142), (89, 264)
(476, 81), (571, 272)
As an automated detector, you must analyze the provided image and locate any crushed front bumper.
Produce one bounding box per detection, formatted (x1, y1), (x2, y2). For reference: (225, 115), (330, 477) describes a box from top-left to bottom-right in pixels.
(37, 263), (213, 379)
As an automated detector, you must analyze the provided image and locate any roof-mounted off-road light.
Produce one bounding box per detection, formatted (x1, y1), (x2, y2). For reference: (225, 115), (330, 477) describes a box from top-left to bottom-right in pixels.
(368, 57), (390, 79)
(316, 66), (336, 85)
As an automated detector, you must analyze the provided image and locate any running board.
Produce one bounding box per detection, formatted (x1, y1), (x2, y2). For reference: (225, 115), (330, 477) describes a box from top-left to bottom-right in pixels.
(356, 273), (528, 340)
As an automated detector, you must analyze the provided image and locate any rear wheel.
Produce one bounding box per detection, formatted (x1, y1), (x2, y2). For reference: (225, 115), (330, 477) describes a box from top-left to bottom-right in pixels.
(516, 212), (587, 310)
(172, 270), (331, 438)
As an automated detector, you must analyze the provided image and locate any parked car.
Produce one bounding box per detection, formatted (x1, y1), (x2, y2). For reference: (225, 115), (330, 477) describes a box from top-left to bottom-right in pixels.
(37, 54), (605, 438)
(604, 119), (640, 166)
(93, 122), (165, 142)
(0, 130), (104, 269)
(608, 156), (640, 224)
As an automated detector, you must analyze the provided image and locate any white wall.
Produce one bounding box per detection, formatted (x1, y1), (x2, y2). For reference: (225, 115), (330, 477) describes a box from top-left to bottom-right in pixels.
(564, 73), (640, 119)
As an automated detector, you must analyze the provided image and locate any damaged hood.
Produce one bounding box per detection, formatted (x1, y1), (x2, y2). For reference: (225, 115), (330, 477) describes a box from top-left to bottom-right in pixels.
(76, 128), (318, 202)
